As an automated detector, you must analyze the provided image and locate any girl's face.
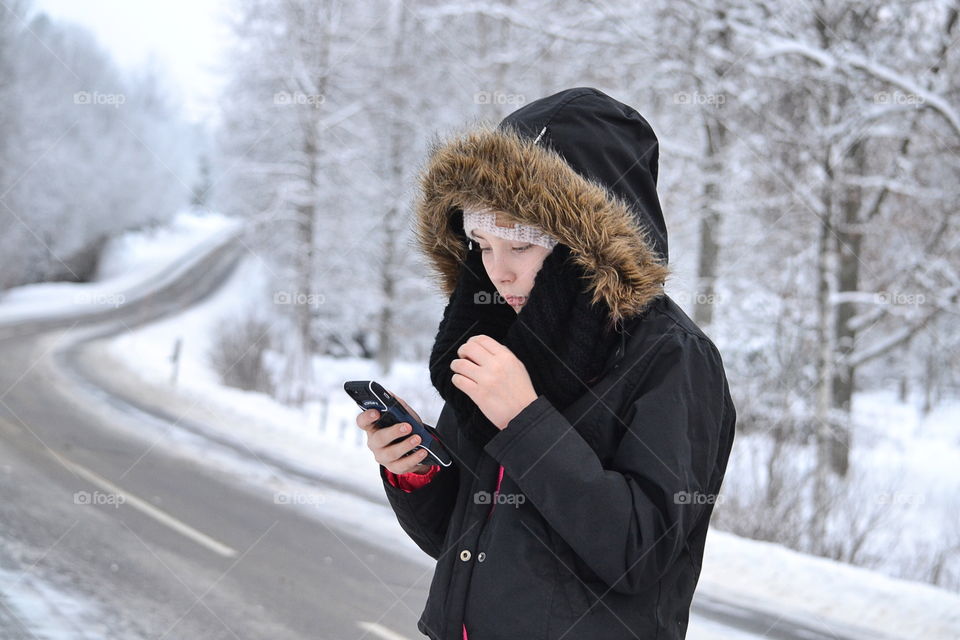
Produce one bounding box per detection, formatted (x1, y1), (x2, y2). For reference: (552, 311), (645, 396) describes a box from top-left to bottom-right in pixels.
(469, 228), (553, 313)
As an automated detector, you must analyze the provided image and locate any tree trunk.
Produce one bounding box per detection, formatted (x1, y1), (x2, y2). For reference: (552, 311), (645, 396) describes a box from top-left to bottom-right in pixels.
(374, 0), (411, 375)
(812, 152), (837, 547)
(694, 120), (725, 326)
(829, 138), (867, 478)
(694, 13), (732, 327)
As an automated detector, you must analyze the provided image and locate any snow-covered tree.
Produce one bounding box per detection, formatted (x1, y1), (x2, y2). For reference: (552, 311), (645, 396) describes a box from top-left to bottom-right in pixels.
(0, 3), (193, 290)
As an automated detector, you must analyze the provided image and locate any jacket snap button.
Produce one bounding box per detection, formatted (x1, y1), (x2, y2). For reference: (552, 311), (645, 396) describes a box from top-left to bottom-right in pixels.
(477, 552), (486, 562)
(459, 549), (471, 562)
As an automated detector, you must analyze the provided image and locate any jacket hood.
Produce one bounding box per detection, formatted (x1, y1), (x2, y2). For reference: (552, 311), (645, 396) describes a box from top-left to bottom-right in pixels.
(413, 86), (671, 324)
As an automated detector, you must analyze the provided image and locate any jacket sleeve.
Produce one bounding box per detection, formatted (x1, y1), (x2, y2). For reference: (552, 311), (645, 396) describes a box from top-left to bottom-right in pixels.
(380, 404), (460, 560)
(483, 332), (731, 595)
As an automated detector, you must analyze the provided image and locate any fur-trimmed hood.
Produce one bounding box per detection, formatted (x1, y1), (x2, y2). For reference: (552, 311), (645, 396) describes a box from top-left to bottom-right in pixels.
(413, 87), (671, 324)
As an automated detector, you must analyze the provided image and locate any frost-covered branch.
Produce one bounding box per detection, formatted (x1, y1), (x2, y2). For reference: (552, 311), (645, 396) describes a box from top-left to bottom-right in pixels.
(734, 22), (960, 138)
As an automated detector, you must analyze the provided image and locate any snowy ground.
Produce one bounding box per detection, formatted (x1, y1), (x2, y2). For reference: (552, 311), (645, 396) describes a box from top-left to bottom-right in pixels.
(2, 210), (959, 639)
(0, 565), (112, 639)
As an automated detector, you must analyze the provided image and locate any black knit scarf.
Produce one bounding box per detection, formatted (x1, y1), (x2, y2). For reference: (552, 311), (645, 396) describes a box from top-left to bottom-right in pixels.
(428, 242), (623, 450)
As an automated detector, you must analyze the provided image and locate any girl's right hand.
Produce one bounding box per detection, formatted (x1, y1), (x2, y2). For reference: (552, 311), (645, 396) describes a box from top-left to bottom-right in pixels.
(356, 404), (432, 475)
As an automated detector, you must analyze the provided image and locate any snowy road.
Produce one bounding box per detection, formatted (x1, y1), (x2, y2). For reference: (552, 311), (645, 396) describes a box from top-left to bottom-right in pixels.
(0, 229), (880, 639)
(0, 234), (430, 638)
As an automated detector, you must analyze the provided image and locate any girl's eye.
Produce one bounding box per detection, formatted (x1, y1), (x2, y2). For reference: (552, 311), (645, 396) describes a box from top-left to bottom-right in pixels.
(479, 245), (531, 253)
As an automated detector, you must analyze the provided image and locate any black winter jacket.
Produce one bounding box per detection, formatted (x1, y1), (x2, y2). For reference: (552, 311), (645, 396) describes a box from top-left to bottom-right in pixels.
(381, 87), (737, 640)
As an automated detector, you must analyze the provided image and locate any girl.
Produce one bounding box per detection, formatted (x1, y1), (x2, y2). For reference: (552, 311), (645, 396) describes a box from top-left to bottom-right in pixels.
(357, 86), (736, 640)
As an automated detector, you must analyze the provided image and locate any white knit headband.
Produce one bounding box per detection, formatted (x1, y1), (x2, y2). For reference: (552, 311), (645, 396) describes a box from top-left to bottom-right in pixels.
(462, 208), (558, 251)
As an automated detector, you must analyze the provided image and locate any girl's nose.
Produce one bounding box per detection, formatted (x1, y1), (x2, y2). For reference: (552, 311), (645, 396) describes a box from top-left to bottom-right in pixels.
(486, 254), (514, 283)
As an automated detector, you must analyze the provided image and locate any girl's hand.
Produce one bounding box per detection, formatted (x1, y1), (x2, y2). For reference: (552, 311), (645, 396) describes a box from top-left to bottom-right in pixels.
(356, 394), (431, 474)
(451, 335), (538, 430)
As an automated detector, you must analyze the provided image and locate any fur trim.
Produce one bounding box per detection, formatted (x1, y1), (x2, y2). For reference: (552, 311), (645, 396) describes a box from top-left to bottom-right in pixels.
(413, 122), (670, 324)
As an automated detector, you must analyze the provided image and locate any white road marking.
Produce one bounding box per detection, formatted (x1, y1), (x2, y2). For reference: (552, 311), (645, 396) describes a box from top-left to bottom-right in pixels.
(356, 621), (413, 640)
(57, 454), (238, 558)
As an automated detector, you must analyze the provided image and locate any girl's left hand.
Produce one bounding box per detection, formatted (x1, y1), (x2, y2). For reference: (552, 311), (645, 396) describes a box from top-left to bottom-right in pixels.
(451, 335), (539, 431)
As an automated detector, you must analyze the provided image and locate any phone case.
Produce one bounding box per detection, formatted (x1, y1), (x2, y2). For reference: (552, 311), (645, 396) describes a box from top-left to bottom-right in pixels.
(344, 380), (453, 467)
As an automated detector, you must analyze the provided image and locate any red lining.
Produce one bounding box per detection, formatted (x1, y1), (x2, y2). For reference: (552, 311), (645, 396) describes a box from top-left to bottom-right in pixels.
(384, 464), (440, 492)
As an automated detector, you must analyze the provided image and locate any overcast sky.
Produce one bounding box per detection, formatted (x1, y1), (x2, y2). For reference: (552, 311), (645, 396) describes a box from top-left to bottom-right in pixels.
(31, 0), (231, 124)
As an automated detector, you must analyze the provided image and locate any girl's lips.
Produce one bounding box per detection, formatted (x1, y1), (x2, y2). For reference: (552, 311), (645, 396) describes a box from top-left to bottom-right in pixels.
(506, 296), (527, 306)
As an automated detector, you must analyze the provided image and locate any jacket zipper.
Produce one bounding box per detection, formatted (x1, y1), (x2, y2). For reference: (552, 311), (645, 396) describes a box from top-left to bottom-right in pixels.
(463, 465), (505, 640)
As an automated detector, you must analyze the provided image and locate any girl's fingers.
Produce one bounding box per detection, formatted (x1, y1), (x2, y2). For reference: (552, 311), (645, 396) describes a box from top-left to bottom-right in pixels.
(394, 448), (430, 474)
(356, 409), (380, 431)
(384, 433), (421, 462)
(372, 422), (411, 449)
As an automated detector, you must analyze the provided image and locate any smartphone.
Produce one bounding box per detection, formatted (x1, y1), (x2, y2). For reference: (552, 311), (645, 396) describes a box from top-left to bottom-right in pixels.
(344, 380), (453, 467)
